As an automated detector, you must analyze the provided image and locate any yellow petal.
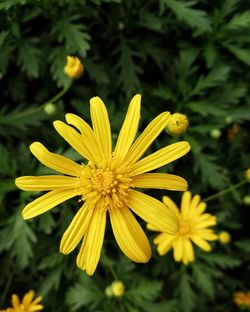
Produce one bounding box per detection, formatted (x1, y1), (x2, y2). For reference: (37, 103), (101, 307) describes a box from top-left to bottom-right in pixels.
(189, 194), (201, 215)
(22, 189), (80, 219)
(180, 191), (191, 216)
(127, 190), (179, 234)
(146, 223), (160, 231)
(173, 237), (184, 262)
(90, 97), (112, 158)
(30, 304), (43, 311)
(183, 239), (195, 264)
(65, 113), (102, 160)
(77, 209), (106, 276)
(11, 294), (20, 308)
(30, 142), (82, 176)
(109, 205), (151, 263)
(162, 196), (180, 219)
(22, 290), (34, 305)
(53, 121), (99, 164)
(114, 94), (141, 159)
(191, 235), (212, 251)
(132, 173), (188, 191)
(196, 214), (217, 228)
(156, 234), (174, 256)
(190, 202), (207, 217)
(130, 141), (190, 176)
(126, 112), (171, 165)
(198, 229), (218, 241)
(32, 296), (43, 305)
(60, 204), (93, 254)
(16, 175), (79, 191)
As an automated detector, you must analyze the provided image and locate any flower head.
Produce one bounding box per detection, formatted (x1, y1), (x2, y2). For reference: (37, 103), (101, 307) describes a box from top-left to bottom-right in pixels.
(16, 94), (190, 275)
(64, 56), (84, 79)
(148, 191), (217, 264)
(234, 291), (250, 308)
(166, 113), (189, 136)
(218, 231), (231, 244)
(0, 290), (43, 312)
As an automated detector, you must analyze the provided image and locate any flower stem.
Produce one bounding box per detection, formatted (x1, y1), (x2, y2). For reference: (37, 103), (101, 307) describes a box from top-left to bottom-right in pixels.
(203, 180), (247, 202)
(44, 79), (73, 105)
(102, 254), (118, 280)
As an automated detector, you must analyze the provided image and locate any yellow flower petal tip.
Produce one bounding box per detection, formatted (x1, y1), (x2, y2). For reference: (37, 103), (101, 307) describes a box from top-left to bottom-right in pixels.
(149, 191), (217, 265)
(16, 94), (190, 275)
(166, 113), (189, 135)
(64, 56), (84, 79)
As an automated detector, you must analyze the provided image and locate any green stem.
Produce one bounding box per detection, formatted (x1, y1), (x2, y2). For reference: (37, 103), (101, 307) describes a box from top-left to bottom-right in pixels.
(203, 180), (247, 202)
(102, 254), (118, 280)
(44, 79), (73, 105)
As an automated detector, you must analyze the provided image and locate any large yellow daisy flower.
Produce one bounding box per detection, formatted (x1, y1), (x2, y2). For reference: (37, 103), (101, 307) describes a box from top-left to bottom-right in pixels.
(15, 94), (190, 275)
(148, 191), (217, 265)
(0, 290), (43, 312)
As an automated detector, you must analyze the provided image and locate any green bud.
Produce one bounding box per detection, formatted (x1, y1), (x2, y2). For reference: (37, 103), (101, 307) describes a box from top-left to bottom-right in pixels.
(210, 129), (221, 139)
(225, 116), (233, 124)
(44, 103), (57, 116)
(243, 196), (250, 205)
(105, 286), (113, 297)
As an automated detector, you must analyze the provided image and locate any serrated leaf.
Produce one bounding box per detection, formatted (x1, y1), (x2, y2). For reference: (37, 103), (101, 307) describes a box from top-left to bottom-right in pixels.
(192, 264), (215, 298)
(225, 44), (250, 66)
(17, 38), (41, 78)
(54, 17), (90, 57)
(160, 0), (211, 33)
(178, 268), (196, 312)
(193, 152), (227, 189)
(49, 48), (71, 87)
(0, 0), (26, 10)
(191, 65), (230, 95)
(126, 280), (162, 304)
(227, 11), (250, 29)
(202, 253), (241, 269)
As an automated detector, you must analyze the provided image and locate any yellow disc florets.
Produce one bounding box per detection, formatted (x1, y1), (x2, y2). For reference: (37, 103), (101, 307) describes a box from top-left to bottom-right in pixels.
(80, 158), (132, 210)
(167, 113), (189, 135)
(178, 219), (191, 236)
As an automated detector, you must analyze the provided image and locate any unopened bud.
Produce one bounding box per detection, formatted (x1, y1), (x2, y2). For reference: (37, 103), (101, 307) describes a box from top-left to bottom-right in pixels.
(167, 113), (189, 136)
(210, 129), (221, 139)
(64, 56), (84, 79)
(44, 103), (57, 116)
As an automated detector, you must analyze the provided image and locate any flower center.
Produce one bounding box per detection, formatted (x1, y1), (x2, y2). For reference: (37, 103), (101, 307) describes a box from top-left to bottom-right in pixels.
(79, 158), (132, 210)
(178, 219), (191, 235)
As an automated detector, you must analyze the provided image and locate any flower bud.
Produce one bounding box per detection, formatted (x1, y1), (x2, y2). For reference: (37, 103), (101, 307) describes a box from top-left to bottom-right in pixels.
(64, 56), (84, 79)
(210, 129), (221, 139)
(225, 116), (233, 124)
(111, 281), (125, 297)
(166, 113), (189, 136)
(218, 231), (231, 244)
(44, 103), (57, 116)
(243, 196), (250, 205)
(245, 169), (250, 182)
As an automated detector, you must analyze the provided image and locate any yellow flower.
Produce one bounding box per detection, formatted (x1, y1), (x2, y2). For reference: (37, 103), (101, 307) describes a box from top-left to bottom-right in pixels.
(111, 281), (125, 297)
(245, 168), (250, 182)
(64, 56), (84, 79)
(234, 291), (250, 307)
(15, 94), (190, 275)
(166, 113), (189, 135)
(0, 290), (43, 312)
(218, 231), (231, 244)
(148, 191), (217, 265)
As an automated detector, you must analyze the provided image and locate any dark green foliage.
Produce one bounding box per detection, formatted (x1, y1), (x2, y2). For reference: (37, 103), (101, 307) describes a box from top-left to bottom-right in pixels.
(0, 0), (250, 311)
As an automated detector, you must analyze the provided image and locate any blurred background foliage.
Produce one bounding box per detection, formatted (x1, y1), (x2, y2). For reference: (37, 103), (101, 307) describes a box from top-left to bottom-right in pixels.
(0, 0), (250, 311)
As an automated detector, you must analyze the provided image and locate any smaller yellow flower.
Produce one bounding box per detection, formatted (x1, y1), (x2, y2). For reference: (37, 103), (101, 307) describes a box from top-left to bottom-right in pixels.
(234, 291), (250, 307)
(218, 231), (231, 244)
(111, 281), (125, 297)
(245, 168), (250, 182)
(166, 113), (189, 135)
(0, 290), (43, 312)
(64, 56), (84, 79)
(148, 191), (217, 265)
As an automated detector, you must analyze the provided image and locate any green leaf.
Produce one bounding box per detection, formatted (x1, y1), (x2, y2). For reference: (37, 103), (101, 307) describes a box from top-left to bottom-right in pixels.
(202, 253), (241, 269)
(192, 264), (215, 298)
(227, 11), (250, 30)
(49, 48), (71, 87)
(17, 38), (41, 78)
(160, 0), (211, 33)
(193, 152), (228, 189)
(54, 16), (90, 57)
(191, 65), (230, 95)
(126, 280), (163, 304)
(0, 0), (26, 10)
(178, 268), (196, 312)
(225, 44), (250, 66)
